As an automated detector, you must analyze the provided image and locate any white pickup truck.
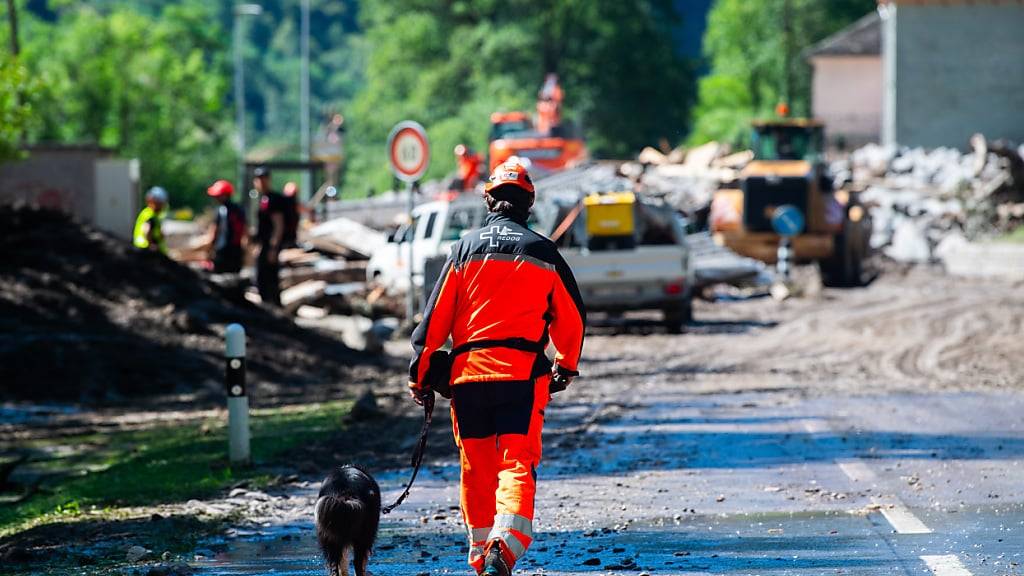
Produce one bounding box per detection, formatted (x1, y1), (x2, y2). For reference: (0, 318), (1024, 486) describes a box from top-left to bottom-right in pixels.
(366, 196), (487, 293)
(370, 190), (694, 332)
(548, 192), (694, 333)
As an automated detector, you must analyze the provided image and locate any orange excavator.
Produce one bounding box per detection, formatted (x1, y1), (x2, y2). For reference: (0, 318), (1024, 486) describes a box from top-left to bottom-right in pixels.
(488, 74), (588, 174)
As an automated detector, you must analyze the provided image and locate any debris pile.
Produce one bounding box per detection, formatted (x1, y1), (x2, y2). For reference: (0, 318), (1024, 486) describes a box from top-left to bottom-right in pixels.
(834, 136), (1024, 263)
(272, 215), (404, 344)
(0, 207), (373, 404)
(625, 141), (749, 217)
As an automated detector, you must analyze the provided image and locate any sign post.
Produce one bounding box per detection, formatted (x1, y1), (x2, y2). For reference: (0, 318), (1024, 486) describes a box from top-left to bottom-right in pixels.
(387, 121), (430, 322)
(771, 204), (805, 282)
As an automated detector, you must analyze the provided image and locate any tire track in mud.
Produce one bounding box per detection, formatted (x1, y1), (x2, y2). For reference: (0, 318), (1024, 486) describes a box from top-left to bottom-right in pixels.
(583, 268), (1024, 394)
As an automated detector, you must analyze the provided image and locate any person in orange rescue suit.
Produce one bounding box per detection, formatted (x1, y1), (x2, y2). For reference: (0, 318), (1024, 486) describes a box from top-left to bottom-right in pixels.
(453, 144), (484, 191)
(408, 160), (585, 576)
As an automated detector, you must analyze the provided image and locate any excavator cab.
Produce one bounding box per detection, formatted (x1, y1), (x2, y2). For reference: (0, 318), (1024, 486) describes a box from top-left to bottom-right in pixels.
(487, 75), (588, 173)
(489, 112), (533, 142)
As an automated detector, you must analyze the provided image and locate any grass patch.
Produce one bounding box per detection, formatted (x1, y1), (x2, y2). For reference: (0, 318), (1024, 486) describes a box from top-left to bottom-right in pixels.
(0, 401), (351, 537)
(997, 226), (1024, 243)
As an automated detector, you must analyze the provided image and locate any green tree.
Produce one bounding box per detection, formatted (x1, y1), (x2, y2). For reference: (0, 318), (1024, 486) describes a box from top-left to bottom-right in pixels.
(0, 56), (41, 164)
(17, 3), (234, 208)
(690, 0), (875, 146)
(688, 74), (753, 147)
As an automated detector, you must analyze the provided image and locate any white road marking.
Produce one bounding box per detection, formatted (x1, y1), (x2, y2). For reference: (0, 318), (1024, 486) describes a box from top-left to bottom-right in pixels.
(802, 419), (932, 534)
(921, 554), (973, 576)
(802, 419), (829, 434)
(878, 502), (932, 534)
(836, 459), (877, 483)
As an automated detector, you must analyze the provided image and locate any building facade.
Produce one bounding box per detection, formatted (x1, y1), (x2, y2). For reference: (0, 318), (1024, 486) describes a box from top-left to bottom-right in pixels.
(881, 0), (1024, 148)
(808, 12), (883, 149)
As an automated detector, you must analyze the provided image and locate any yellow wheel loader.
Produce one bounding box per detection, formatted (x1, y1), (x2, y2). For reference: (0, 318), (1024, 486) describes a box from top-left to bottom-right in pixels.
(710, 120), (871, 286)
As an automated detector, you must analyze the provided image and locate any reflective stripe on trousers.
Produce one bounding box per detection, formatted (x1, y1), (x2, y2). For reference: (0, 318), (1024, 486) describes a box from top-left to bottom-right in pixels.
(488, 513), (533, 561)
(467, 526), (490, 568)
(452, 377), (549, 571)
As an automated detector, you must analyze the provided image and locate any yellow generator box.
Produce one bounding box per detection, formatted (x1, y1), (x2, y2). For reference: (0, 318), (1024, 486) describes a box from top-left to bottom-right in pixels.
(584, 191), (636, 237)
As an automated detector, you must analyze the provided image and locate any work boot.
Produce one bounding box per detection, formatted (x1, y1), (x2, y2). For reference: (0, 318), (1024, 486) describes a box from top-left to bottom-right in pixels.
(480, 541), (511, 576)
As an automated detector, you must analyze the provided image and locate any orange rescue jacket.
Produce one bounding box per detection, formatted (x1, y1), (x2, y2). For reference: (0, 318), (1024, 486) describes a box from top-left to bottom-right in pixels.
(410, 212), (585, 389)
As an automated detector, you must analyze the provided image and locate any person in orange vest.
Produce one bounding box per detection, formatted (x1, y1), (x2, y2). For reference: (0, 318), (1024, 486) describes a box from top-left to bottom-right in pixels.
(535, 73), (564, 135)
(454, 144), (483, 191)
(409, 160), (585, 576)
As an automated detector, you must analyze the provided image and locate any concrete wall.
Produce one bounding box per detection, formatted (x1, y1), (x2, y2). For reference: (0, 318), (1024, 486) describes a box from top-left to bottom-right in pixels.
(811, 55), (883, 148)
(0, 148), (97, 218)
(94, 159), (141, 240)
(0, 147), (139, 239)
(885, 3), (1024, 149)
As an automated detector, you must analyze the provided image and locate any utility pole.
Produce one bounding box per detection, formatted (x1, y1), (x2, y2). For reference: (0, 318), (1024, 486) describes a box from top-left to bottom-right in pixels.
(233, 4), (262, 201)
(6, 0), (23, 145)
(299, 0), (311, 202)
(782, 0), (793, 108)
(5, 0), (19, 55)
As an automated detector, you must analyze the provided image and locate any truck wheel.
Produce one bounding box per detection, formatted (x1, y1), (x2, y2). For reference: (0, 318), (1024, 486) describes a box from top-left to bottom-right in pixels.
(821, 222), (865, 287)
(662, 299), (692, 334)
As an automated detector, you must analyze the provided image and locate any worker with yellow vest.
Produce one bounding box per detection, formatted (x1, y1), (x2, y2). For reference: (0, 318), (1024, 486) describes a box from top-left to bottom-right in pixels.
(133, 187), (169, 254)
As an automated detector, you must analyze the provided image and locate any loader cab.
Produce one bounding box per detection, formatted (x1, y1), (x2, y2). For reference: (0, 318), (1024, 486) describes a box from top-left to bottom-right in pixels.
(751, 120), (825, 163)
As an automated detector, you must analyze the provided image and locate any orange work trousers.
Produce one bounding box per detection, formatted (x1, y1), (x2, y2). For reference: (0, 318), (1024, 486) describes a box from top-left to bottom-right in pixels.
(451, 376), (549, 572)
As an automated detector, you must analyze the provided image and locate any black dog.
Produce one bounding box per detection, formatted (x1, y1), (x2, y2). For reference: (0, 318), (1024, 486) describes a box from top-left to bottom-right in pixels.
(315, 465), (381, 576)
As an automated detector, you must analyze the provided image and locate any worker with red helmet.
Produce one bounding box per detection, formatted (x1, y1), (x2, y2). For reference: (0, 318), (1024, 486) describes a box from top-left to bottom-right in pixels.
(205, 180), (247, 274)
(409, 160), (585, 576)
(453, 144), (484, 191)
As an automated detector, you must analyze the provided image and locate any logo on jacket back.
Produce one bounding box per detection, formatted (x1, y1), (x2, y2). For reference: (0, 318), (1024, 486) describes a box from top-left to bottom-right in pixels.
(480, 225), (523, 248)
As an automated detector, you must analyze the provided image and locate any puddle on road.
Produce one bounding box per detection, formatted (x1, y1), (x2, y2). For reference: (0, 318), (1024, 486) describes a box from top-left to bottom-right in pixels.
(193, 509), (911, 575)
(192, 521), (466, 576)
(0, 402), (79, 426)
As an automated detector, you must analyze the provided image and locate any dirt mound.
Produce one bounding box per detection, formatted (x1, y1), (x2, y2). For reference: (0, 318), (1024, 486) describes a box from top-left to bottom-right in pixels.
(0, 207), (379, 405)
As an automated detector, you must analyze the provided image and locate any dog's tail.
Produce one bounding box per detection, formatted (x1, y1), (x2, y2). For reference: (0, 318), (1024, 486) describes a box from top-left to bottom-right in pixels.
(315, 495), (366, 566)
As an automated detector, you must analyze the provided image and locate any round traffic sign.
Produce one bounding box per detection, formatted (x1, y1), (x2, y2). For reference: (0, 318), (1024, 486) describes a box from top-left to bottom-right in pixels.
(771, 204), (806, 237)
(387, 121), (430, 182)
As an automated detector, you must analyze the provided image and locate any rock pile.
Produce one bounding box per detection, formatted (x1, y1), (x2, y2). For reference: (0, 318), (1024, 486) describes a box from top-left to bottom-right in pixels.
(833, 137), (1024, 263)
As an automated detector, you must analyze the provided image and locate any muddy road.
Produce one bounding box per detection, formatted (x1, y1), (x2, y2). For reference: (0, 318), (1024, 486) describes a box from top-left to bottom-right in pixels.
(192, 267), (1023, 576)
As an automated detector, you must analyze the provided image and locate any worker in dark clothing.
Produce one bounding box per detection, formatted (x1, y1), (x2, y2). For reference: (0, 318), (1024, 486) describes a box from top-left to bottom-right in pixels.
(281, 181), (301, 249)
(206, 180), (246, 274)
(253, 166), (285, 306)
(408, 160), (585, 576)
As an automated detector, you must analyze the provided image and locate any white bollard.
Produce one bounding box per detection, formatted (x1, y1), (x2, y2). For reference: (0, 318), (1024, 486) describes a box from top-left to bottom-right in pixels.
(225, 323), (250, 465)
(777, 237), (793, 282)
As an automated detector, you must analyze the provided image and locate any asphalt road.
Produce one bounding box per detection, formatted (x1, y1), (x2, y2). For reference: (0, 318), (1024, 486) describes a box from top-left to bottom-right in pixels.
(192, 267), (1024, 576)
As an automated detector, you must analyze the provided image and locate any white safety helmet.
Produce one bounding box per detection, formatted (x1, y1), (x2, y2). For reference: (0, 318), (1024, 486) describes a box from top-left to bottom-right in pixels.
(146, 186), (169, 204)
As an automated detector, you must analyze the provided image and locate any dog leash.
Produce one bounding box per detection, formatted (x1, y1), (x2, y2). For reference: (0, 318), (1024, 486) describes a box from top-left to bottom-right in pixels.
(382, 390), (434, 514)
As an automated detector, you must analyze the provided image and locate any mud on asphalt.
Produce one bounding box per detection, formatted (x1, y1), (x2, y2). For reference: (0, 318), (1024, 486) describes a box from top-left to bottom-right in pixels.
(176, 266), (1023, 575)
(5, 264), (1024, 575)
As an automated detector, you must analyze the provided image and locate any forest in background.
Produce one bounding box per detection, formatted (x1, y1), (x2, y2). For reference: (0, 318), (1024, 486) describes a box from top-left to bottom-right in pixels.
(1, 0), (874, 208)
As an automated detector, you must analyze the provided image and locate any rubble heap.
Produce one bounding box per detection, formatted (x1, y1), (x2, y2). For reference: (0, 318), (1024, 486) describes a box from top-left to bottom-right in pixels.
(834, 137), (1024, 262)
